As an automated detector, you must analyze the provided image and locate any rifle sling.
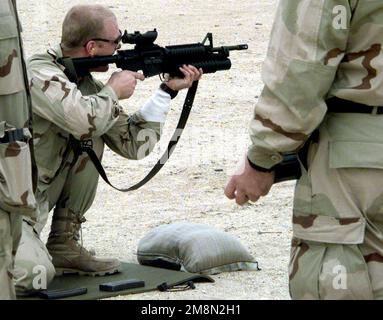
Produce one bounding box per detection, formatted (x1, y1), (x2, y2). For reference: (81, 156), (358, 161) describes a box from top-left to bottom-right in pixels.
(71, 81), (199, 192)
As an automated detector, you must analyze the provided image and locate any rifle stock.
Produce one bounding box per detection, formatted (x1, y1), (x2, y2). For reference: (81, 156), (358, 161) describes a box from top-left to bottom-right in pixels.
(274, 153), (301, 183)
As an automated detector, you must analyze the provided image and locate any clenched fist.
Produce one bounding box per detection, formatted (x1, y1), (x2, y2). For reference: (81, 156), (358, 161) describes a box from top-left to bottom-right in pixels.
(225, 156), (275, 205)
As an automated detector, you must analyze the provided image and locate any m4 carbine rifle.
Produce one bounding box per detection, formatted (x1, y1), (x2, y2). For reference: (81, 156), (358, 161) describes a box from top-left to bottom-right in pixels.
(58, 30), (299, 190)
(57, 30), (252, 192)
(58, 29), (248, 80)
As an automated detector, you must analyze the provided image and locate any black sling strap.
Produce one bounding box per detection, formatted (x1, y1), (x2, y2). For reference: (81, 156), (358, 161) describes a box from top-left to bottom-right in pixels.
(70, 81), (199, 192)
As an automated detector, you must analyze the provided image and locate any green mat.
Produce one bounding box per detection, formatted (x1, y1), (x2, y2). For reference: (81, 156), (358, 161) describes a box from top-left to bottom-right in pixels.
(21, 262), (214, 300)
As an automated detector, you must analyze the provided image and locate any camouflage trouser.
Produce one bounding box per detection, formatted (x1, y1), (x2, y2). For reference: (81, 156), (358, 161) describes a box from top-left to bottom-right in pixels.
(0, 209), (22, 300)
(37, 136), (103, 231)
(289, 112), (383, 300)
(0, 133), (37, 299)
(14, 137), (103, 295)
(13, 219), (56, 296)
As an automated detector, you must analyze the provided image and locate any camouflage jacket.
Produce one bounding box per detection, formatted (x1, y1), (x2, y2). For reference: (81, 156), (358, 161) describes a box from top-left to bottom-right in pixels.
(0, 0), (29, 128)
(0, 0), (36, 215)
(248, 0), (382, 169)
(28, 44), (164, 186)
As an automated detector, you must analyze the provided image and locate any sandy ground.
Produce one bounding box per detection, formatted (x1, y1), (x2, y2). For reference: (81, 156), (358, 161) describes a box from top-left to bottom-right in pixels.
(17, 0), (295, 300)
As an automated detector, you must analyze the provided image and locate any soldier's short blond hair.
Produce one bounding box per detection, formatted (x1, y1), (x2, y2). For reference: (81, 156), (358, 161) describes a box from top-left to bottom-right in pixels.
(61, 5), (117, 51)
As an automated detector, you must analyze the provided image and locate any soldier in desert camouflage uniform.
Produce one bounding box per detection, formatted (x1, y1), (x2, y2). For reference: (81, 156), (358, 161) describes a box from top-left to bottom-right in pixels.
(0, 0), (38, 299)
(13, 4), (202, 295)
(225, 0), (383, 299)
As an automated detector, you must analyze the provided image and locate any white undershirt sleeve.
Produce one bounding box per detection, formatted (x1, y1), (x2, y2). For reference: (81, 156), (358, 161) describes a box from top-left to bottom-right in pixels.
(138, 89), (171, 123)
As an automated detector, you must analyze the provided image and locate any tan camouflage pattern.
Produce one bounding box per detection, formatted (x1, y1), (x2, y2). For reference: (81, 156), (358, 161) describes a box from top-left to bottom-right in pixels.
(0, 0), (37, 215)
(248, 1), (383, 299)
(289, 237), (375, 299)
(13, 220), (55, 296)
(14, 44), (162, 293)
(0, 0), (37, 299)
(28, 45), (161, 198)
(0, 129), (35, 215)
(27, 44), (161, 231)
(290, 115), (383, 299)
(0, 210), (22, 299)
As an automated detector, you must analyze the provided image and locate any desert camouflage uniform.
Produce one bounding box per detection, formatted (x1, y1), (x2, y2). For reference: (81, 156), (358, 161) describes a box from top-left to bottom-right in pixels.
(13, 43), (165, 294)
(248, 0), (383, 299)
(0, 0), (37, 299)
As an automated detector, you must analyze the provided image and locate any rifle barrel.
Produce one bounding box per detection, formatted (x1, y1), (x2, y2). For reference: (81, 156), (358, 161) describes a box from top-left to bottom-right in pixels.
(212, 44), (248, 52)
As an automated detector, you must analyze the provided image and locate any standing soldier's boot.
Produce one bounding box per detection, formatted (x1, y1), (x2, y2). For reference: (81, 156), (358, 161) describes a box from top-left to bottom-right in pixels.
(46, 208), (121, 276)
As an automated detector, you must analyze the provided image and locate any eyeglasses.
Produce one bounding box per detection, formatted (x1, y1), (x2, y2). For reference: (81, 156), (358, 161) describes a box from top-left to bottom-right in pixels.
(85, 30), (122, 47)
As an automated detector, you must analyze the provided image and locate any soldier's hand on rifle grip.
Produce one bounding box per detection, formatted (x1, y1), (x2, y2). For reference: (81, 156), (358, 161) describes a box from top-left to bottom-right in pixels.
(224, 155), (275, 205)
(107, 70), (145, 100)
(165, 65), (203, 91)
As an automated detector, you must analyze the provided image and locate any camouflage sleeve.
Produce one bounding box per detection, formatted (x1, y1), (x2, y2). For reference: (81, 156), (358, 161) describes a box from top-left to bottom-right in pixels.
(28, 61), (121, 140)
(101, 89), (172, 160)
(102, 111), (161, 160)
(247, 0), (352, 169)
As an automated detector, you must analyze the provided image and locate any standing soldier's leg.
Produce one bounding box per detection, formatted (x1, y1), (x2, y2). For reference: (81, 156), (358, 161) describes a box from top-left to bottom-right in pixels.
(13, 218), (56, 296)
(357, 231), (383, 299)
(13, 167), (71, 296)
(289, 239), (374, 299)
(0, 0), (42, 299)
(46, 137), (121, 275)
(289, 114), (383, 299)
(0, 211), (22, 299)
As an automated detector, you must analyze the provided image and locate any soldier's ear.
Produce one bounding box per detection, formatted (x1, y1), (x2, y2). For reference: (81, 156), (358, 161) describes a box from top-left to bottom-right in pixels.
(85, 41), (97, 57)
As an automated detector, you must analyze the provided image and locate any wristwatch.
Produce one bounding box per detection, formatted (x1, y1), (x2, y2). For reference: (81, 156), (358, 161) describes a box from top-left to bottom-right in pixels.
(160, 82), (178, 99)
